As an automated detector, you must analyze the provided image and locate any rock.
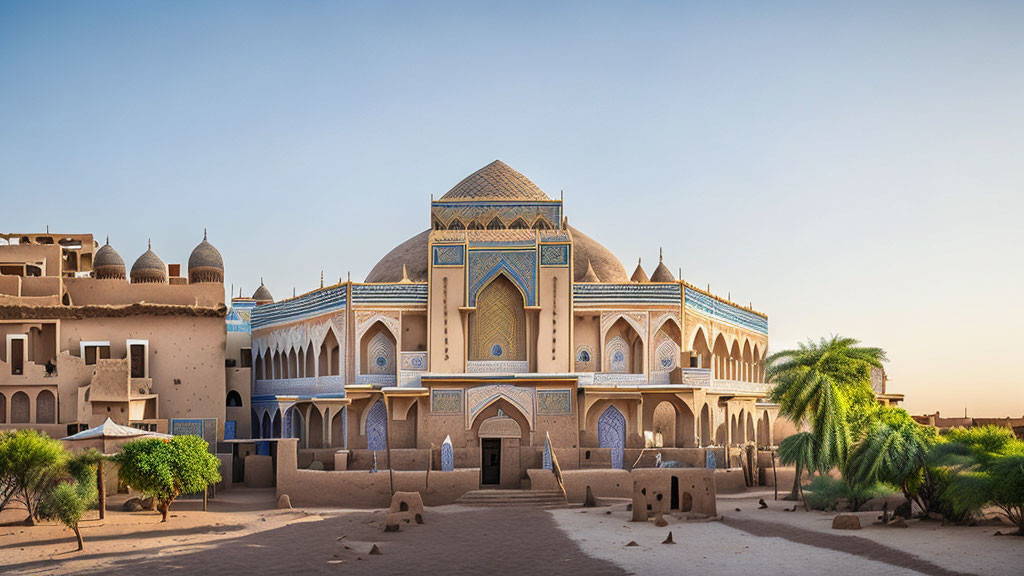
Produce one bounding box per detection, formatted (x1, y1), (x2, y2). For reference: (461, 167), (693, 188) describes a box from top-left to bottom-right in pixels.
(605, 511), (611, 515)
(832, 514), (861, 530)
(369, 544), (382, 555)
(584, 485), (598, 508)
(140, 497), (155, 510)
(308, 460), (325, 471)
(662, 531), (675, 545)
(123, 498), (144, 512)
(625, 504), (632, 511)
(734, 507), (741, 512)
(653, 511), (668, 527)
(758, 499), (767, 509)
(277, 494), (292, 509)
(894, 500), (912, 518)
(887, 517), (907, 528)
(625, 541), (639, 547)
(383, 522), (400, 532)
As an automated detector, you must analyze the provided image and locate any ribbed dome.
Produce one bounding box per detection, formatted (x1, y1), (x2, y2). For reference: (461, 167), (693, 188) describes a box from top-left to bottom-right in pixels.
(440, 160), (550, 201)
(650, 250), (675, 283)
(188, 231), (224, 283)
(93, 236), (126, 280)
(130, 241), (166, 284)
(365, 224), (629, 284)
(630, 259), (649, 283)
(252, 281), (273, 303)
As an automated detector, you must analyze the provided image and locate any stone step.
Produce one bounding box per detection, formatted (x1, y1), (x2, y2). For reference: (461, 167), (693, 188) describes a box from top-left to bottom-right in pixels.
(455, 489), (568, 508)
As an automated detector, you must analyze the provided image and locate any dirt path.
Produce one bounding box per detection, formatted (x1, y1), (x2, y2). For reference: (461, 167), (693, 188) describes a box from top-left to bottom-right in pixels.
(721, 515), (974, 576)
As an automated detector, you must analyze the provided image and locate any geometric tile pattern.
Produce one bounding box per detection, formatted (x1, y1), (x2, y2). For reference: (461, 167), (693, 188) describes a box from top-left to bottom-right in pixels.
(537, 390), (572, 415)
(598, 406), (626, 469)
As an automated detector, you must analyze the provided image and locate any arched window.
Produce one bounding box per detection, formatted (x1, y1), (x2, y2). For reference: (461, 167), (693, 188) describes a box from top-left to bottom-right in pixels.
(11, 391), (30, 423)
(469, 275), (526, 361)
(226, 390), (243, 407)
(508, 217), (529, 229)
(448, 219), (465, 230)
(486, 217), (504, 230)
(36, 390), (56, 423)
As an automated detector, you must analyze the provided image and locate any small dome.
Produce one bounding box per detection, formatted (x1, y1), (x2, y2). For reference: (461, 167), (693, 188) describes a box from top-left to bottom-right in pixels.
(650, 249), (675, 282)
(252, 279), (273, 304)
(130, 241), (167, 284)
(630, 259), (649, 283)
(188, 230), (224, 283)
(93, 236), (126, 280)
(580, 260), (601, 282)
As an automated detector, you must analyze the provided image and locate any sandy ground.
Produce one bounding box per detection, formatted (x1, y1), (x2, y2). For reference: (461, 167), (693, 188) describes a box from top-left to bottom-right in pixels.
(549, 491), (1024, 576)
(2, 488), (1021, 575)
(0, 490), (623, 575)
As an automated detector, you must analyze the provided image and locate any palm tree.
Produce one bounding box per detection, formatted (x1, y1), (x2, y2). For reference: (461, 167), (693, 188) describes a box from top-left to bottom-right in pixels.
(846, 406), (937, 514)
(777, 431), (820, 500)
(767, 336), (885, 471)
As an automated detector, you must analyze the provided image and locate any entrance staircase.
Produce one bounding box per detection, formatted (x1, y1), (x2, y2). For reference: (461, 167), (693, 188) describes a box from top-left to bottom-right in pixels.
(454, 489), (568, 508)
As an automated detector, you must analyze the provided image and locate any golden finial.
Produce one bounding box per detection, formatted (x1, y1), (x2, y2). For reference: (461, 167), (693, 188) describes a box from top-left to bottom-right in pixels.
(400, 263), (411, 283)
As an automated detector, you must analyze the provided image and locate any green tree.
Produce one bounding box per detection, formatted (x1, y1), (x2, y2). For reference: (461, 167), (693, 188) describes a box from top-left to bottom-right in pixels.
(113, 436), (221, 522)
(846, 406), (938, 513)
(777, 432), (820, 501)
(0, 430), (67, 523)
(38, 450), (101, 551)
(767, 336), (885, 471)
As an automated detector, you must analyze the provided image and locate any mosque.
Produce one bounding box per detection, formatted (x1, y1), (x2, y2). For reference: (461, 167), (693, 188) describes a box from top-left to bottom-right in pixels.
(247, 160), (777, 487)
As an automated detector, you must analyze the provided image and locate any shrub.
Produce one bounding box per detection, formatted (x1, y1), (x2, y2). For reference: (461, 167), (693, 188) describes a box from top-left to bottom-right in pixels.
(802, 474), (895, 511)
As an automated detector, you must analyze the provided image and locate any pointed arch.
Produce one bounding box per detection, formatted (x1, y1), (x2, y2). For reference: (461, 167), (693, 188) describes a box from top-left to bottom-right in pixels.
(469, 273), (527, 361)
(448, 218), (466, 230)
(360, 321), (397, 376)
(508, 217), (529, 229)
(319, 327), (340, 376)
(604, 317), (643, 373)
(742, 340), (753, 382)
(467, 219), (484, 230)
(691, 326), (711, 369)
(598, 405), (627, 469)
(486, 216), (504, 230)
(366, 399), (388, 451)
(532, 216), (552, 230)
(699, 403), (712, 447)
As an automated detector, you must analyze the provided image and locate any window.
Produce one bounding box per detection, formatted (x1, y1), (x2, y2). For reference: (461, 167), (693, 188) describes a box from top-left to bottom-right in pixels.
(10, 337), (25, 375)
(240, 348), (252, 368)
(127, 339), (149, 379)
(84, 344), (111, 365)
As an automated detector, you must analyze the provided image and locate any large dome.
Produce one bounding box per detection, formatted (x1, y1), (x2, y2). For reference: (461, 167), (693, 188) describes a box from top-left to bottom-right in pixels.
(364, 225), (627, 283)
(440, 160), (550, 201)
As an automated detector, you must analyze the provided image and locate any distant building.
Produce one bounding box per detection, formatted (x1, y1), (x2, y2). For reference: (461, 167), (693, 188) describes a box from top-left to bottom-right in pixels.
(0, 231), (232, 442)
(913, 411), (1024, 439)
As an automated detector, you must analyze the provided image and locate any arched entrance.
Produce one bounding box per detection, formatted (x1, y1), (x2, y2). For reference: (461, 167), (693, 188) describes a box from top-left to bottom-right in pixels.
(758, 411), (771, 447)
(470, 398), (529, 488)
(366, 399), (388, 451)
(652, 401), (676, 448)
(700, 403), (712, 447)
(598, 405), (627, 469)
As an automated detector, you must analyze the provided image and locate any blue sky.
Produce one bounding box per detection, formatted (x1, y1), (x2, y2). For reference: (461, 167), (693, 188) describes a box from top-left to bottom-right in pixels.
(2, 1), (1022, 415)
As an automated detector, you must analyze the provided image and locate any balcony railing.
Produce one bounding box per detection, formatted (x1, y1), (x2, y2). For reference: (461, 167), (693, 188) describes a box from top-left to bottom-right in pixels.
(254, 375), (345, 397)
(466, 361), (529, 374)
(710, 378), (771, 394)
(354, 374), (397, 386)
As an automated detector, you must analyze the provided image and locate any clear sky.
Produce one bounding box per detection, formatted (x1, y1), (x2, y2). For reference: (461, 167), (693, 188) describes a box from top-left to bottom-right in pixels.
(2, 1), (1021, 416)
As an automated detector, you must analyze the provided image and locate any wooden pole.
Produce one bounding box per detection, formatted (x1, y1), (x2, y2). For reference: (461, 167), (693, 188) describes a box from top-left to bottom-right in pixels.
(203, 486), (208, 511)
(772, 450), (778, 501)
(97, 462), (106, 520)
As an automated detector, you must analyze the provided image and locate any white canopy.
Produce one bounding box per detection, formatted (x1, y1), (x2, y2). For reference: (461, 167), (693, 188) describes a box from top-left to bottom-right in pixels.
(62, 417), (172, 441)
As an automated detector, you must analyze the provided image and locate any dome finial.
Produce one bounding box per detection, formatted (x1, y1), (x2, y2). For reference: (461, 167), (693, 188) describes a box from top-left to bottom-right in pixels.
(320, 270), (324, 288)
(203, 228), (208, 241)
(261, 276), (264, 285)
(105, 234), (109, 245)
(148, 238), (151, 250)
(659, 247), (663, 263)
